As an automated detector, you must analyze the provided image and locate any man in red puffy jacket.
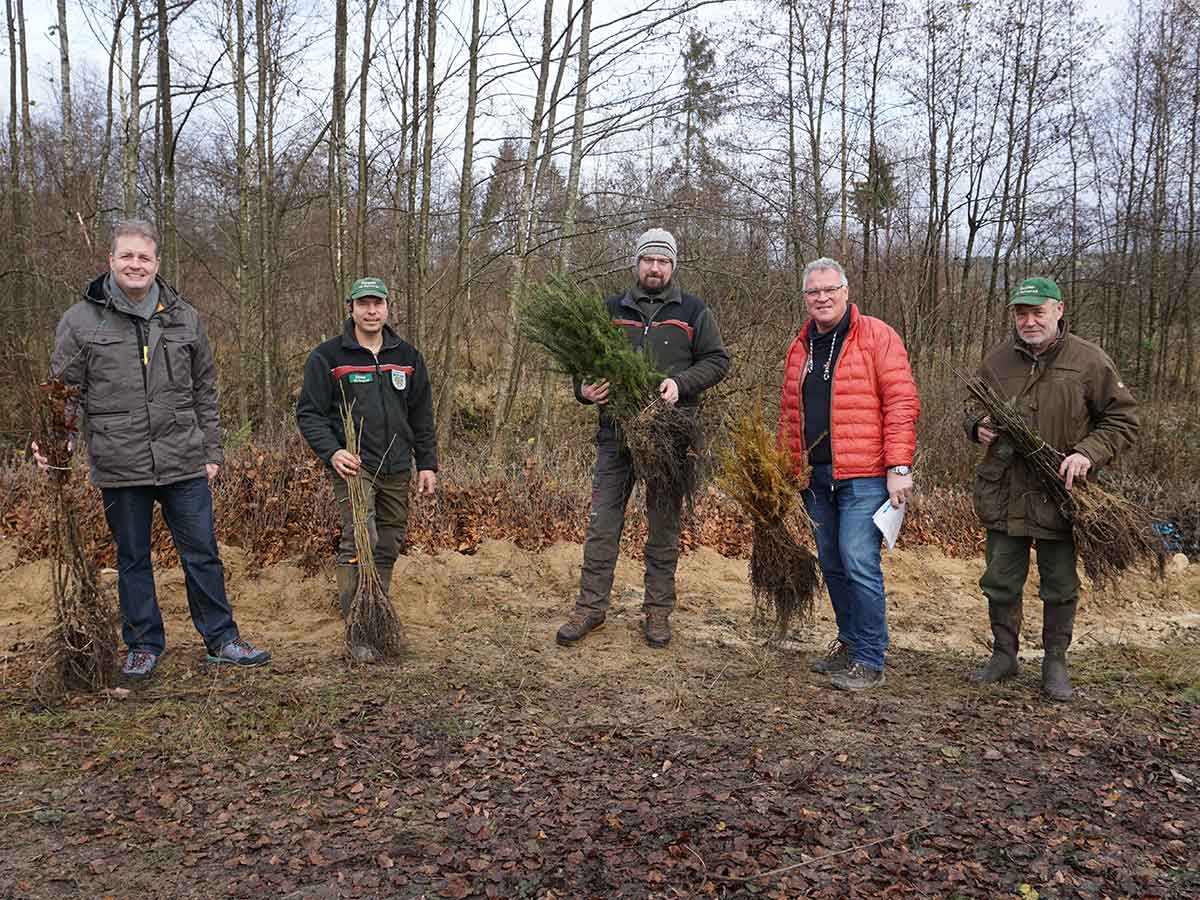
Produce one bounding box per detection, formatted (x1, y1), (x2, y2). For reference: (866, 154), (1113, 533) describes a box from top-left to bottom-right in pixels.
(778, 258), (920, 691)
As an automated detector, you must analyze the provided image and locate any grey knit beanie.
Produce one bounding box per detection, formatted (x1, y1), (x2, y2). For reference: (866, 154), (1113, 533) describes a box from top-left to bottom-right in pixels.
(633, 228), (678, 269)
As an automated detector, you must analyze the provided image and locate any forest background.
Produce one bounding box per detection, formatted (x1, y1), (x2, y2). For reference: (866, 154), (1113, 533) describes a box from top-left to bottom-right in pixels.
(2, 0), (1199, 553)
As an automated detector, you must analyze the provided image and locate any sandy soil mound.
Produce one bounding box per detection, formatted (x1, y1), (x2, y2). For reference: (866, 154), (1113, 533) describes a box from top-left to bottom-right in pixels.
(2, 538), (1196, 661)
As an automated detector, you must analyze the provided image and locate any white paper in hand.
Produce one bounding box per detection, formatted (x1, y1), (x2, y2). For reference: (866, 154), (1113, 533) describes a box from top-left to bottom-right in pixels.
(873, 499), (905, 550)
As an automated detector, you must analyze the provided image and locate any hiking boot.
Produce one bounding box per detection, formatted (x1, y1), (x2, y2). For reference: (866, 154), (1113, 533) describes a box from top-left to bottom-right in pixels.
(810, 639), (852, 675)
(1042, 653), (1073, 701)
(643, 609), (672, 649)
(555, 609), (606, 647)
(122, 649), (159, 680)
(829, 661), (886, 692)
(207, 638), (271, 667)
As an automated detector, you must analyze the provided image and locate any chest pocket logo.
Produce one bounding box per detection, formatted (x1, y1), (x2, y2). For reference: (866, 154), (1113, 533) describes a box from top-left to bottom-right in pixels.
(348, 373), (373, 384)
(391, 370), (407, 391)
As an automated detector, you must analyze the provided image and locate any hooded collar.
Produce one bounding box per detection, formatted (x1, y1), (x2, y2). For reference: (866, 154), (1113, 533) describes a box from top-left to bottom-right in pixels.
(85, 272), (177, 317)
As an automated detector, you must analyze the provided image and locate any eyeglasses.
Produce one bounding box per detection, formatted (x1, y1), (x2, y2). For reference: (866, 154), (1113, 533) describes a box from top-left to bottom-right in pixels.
(803, 283), (845, 299)
(640, 256), (673, 267)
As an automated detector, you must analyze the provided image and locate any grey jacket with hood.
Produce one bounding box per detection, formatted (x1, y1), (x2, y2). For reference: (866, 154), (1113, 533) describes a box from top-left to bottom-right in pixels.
(50, 274), (223, 488)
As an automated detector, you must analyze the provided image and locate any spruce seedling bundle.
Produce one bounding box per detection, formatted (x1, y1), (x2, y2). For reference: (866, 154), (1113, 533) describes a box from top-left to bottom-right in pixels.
(37, 379), (118, 695)
(339, 394), (406, 661)
(963, 374), (1163, 585)
(717, 404), (821, 637)
(519, 275), (700, 503)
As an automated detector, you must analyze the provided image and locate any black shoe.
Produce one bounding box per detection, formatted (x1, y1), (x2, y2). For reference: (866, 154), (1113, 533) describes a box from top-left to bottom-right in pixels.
(809, 639), (851, 675)
(555, 610), (606, 647)
(829, 661), (886, 692)
(643, 609), (672, 648)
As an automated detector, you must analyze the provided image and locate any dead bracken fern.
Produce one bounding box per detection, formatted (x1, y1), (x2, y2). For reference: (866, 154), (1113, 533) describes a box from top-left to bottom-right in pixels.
(519, 275), (701, 506)
(962, 373), (1164, 585)
(717, 405), (822, 637)
(36, 379), (118, 697)
(340, 393), (406, 661)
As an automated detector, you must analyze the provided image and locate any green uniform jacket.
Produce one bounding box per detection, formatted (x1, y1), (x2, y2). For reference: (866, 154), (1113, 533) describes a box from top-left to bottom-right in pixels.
(964, 325), (1139, 540)
(50, 274), (223, 489)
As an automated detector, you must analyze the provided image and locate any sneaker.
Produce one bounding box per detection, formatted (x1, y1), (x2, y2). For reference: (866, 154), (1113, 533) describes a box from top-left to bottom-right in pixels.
(809, 639), (852, 675)
(122, 649), (159, 679)
(643, 609), (672, 649)
(206, 638), (271, 667)
(555, 610), (606, 647)
(829, 661), (886, 692)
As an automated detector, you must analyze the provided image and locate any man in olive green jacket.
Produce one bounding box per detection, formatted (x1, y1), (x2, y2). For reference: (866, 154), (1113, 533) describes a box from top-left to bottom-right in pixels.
(964, 276), (1138, 701)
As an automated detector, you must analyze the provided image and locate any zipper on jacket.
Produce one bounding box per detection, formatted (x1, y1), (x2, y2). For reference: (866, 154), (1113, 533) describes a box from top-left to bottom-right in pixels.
(135, 320), (149, 390)
(163, 341), (175, 385)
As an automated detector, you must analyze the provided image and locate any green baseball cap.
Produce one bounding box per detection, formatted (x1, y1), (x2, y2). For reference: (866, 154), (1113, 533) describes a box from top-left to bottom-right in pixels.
(349, 276), (389, 300)
(1009, 276), (1062, 306)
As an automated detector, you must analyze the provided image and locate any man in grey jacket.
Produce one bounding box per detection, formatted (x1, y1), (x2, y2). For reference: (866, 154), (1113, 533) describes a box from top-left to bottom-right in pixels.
(33, 219), (269, 679)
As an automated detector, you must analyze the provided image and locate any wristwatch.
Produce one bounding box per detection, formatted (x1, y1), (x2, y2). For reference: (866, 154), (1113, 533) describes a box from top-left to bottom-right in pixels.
(888, 466), (912, 476)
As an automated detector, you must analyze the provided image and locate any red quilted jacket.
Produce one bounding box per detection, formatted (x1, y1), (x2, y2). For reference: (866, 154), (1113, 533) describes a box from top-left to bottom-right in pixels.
(778, 304), (920, 480)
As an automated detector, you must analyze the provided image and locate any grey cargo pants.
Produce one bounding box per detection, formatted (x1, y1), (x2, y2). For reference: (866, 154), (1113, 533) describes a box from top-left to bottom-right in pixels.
(576, 426), (684, 613)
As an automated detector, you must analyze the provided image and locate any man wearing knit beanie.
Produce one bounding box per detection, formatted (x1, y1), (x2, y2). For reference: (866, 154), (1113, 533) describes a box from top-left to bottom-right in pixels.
(555, 228), (730, 650)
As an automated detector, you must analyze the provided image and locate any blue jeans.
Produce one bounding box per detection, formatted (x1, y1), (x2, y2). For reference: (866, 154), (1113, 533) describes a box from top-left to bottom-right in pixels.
(803, 464), (889, 670)
(101, 476), (239, 655)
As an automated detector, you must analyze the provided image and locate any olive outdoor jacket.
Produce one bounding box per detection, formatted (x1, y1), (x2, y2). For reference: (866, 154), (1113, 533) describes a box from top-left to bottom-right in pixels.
(965, 324), (1139, 540)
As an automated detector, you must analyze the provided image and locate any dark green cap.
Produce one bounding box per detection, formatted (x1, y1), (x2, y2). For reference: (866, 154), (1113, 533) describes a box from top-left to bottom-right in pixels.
(349, 276), (389, 300)
(1009, 276), (1061, 306)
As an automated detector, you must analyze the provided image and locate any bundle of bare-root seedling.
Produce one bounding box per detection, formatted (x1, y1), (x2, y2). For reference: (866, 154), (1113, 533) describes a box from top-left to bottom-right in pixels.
(519, 275), (701, 505)
(716, 405), (822, 637)
(340, 396), (406, 661)
(963, 374), (1164, 585)
(36, 379), (118, 695)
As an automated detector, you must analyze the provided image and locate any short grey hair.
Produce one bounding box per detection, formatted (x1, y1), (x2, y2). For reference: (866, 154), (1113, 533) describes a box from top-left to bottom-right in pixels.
(110, 218), (161, 256)
(803, 257), (847, 287)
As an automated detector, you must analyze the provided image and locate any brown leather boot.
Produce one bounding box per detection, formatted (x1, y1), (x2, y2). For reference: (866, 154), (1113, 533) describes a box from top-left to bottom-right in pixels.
(643, 608), (672, 648)
(555, 609), (606, 646)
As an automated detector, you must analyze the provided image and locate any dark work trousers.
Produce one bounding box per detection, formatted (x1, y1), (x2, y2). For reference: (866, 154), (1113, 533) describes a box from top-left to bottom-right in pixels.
(979, 530), (1079, 654)
(101, 476), (240, 655)
(331, 469), (413, 571)
(576, 426), (684, 614)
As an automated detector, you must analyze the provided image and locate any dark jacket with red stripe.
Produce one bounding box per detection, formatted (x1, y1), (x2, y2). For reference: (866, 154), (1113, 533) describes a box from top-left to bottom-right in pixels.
(297, 321), (437, 475)
(575, 281), (730, 413)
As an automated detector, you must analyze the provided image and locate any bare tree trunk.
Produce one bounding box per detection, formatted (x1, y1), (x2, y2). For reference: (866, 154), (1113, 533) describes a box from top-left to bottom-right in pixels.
(534, 0), (593, 459)
(433, 0), (480, 447)
(156, 0), (176, 280)
(329, 0), (349, 327)
(6, 0), (20, 236)
(838, 0), (848, 259)
(255, 0), (274, 416)
(56, 0), (75, 236)
(232, 0), (250, 426)
(354, 0), (379, 276)
(405, 0), (424, 344)
(15, 0), (34, 218)
(414, 0), (437, 352)
(786, 0), (803, 289)
(93, 0), (128, 248)
(123, 0), (143, 217)
(488, 0), (554, 466)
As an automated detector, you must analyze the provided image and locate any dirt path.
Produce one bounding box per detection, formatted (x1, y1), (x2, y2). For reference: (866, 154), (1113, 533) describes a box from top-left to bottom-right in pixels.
(1, 541), (1197, 899)
(3, 538), (1197, 662)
